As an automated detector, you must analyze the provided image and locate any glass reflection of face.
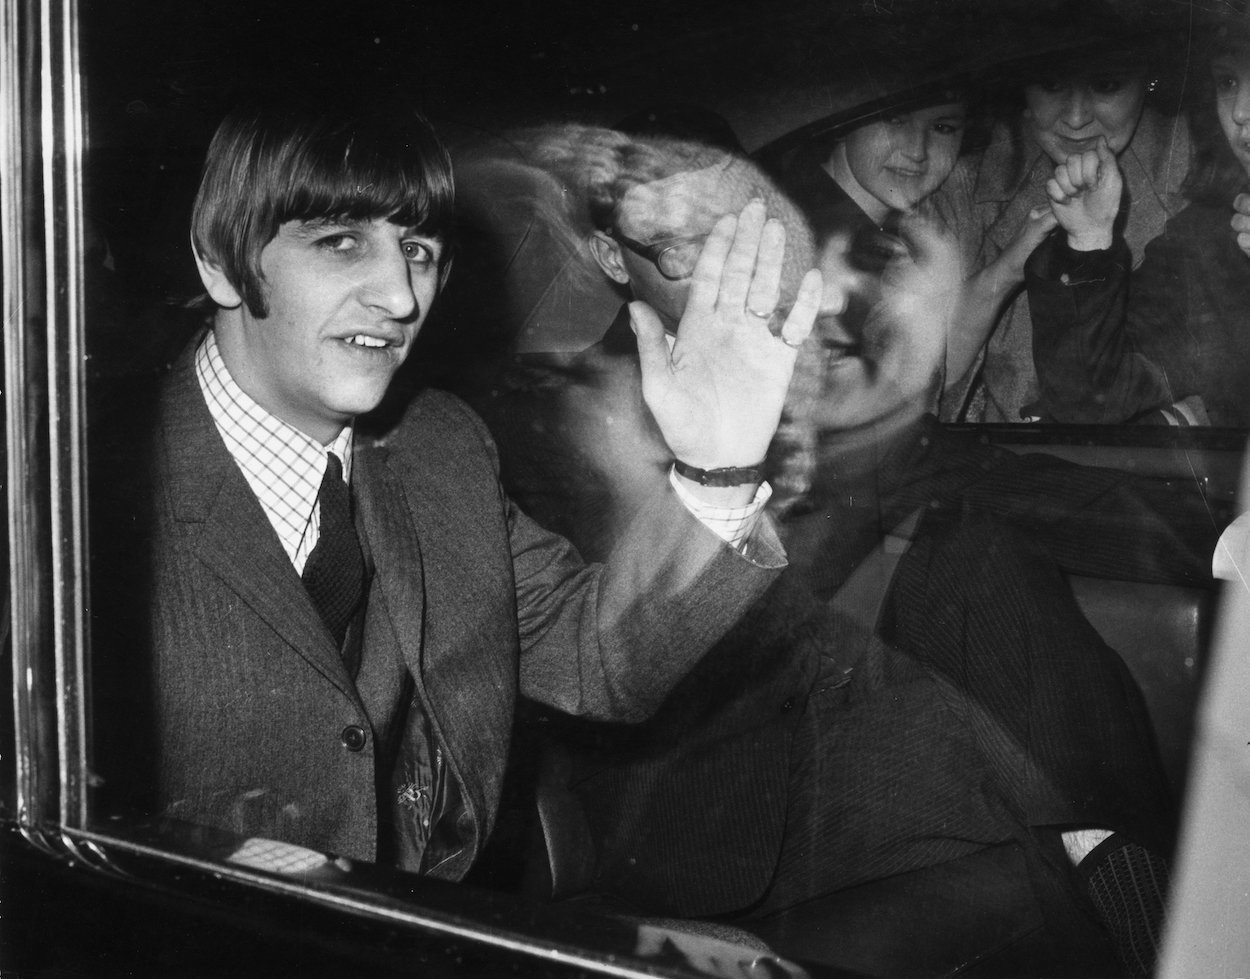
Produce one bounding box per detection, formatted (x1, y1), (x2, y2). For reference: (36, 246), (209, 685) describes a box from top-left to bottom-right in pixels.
(1024, 63), (1149, 163)
(612, 167), (740, 332)
(1211, 45), (1250, 179)
(795, 233), (949, 434)
(841, 102), (968, 212)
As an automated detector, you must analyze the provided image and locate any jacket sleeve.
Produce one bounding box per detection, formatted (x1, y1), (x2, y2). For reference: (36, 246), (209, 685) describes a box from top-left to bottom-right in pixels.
(443, 393), (787, 723)
(1026, 233), (1177, 424)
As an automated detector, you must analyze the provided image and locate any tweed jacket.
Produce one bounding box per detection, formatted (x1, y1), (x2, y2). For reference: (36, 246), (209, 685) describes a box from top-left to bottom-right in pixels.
(144, 344), (783, 877)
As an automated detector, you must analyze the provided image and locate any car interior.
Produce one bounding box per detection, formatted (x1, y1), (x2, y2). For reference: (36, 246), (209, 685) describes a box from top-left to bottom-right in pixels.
(4, 1), (1248, 977)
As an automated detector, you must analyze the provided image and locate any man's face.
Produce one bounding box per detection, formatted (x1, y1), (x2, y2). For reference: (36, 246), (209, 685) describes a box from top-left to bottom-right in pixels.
(215, 217), (443, 443)
(841, 102), (967, 212)
(610, 166), (744, 332)
(606, 161), (813, 334)
(791, 227), (952, 434)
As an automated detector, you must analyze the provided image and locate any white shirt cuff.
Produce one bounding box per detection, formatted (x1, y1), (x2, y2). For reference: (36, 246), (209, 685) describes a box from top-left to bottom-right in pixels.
(668, 466), (772, 553)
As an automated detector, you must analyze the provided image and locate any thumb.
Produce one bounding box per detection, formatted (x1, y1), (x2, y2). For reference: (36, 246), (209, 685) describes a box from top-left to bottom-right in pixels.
(1030, 206), (1059, 233)
(629, 300), (671, 381)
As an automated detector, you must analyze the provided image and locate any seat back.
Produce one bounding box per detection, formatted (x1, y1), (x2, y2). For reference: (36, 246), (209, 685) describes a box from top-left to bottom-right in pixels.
(1068, 576), (1213, 795)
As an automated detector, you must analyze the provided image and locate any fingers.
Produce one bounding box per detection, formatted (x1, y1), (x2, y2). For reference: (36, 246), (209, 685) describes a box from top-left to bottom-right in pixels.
(685, 212), (737, 319)
(628, 300), (670, 381)
(682, 199), (790, 334)
(1232, 199), (1250, 256)
(1233, 195), (1250, 233)
(717, 200), (768, 314)
(744, 217), (785, 317)
(778, 269), (823, 348)
(1045, 175), (1070, 206)
(1049, 148), (1103, 202)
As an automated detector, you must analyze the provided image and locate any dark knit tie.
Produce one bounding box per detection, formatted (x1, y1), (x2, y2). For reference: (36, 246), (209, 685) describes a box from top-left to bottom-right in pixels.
(301, 453), (365, 648)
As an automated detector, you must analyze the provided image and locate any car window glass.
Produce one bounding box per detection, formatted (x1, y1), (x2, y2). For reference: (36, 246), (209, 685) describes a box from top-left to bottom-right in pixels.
(50, 3), (1248, 978)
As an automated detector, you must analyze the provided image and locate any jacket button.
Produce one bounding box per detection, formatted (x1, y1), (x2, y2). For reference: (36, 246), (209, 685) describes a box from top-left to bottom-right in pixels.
(781, 697), (795, 713)
(341, 725), (367, 751)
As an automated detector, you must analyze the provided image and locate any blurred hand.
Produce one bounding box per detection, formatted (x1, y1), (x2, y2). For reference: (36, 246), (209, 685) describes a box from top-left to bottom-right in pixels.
(631, 199), (822, 480)
(1231, 193), (1250, 259)
(1046, 137), (1121, 251)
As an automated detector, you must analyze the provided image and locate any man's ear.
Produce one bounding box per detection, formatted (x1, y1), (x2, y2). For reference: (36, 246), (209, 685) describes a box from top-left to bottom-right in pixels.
(192, 236), (245, 309)
(589, 231), (631, 285)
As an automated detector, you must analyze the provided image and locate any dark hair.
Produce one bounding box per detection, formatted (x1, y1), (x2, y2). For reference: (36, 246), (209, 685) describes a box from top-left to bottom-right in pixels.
(191, 89), (455, 317)
(1184, 23), (1250, 205)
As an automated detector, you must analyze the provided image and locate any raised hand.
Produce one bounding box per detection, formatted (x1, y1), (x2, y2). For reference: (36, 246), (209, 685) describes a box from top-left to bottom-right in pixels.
(630, 199), (822, 493)
(1231, 193), (1250, 259)
(1046, 136), (1122, 252)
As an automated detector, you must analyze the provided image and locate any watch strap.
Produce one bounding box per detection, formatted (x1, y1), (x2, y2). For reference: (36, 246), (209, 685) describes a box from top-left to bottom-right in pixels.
(673, 459), (765, 487)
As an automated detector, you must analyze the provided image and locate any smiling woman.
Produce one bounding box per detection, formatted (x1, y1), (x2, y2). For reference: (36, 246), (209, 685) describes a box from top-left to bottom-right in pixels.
(936, 0), (1190, 423)
(831, 102), (969, 221)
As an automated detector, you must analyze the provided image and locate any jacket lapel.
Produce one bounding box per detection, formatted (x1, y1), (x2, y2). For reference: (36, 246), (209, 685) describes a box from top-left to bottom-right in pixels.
(160, 353), (355, 695)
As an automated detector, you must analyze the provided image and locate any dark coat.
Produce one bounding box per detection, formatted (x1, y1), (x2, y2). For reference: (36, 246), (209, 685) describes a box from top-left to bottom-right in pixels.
(1027, 201), (1250, 427)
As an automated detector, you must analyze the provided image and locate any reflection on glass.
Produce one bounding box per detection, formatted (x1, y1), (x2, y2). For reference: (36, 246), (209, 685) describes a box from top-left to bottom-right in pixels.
(71, 4), (1247, 979)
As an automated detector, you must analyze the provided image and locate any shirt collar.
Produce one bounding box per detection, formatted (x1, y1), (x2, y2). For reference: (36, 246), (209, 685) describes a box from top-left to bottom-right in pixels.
(195, 331), (354, 564)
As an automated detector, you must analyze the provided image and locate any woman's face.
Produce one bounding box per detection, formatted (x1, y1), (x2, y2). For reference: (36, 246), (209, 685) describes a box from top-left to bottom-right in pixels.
(841, 102), (968, 212)
(1024, 67), (1148, 163)
(1211, 47), (1250, 179)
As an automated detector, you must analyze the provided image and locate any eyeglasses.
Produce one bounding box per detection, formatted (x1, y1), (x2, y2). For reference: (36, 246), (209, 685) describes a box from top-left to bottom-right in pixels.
(610, 230), (709, 281)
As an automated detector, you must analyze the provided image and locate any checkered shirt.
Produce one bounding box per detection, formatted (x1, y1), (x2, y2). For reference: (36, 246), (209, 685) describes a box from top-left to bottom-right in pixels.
(669, 468), (770, 553)
(196, 332), (353, 575)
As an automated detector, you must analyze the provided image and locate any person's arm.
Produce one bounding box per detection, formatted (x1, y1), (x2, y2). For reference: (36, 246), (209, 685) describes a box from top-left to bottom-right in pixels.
(1026, 140), (1174, 423)
(945, 206), (1057, 393)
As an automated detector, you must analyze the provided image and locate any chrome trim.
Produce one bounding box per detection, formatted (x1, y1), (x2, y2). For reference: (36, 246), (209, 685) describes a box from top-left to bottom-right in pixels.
(3, 0), (90, 836)
(3, 0), (53, 834)
(40, 0), (89, 831)
(56, 824), (775, 979)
